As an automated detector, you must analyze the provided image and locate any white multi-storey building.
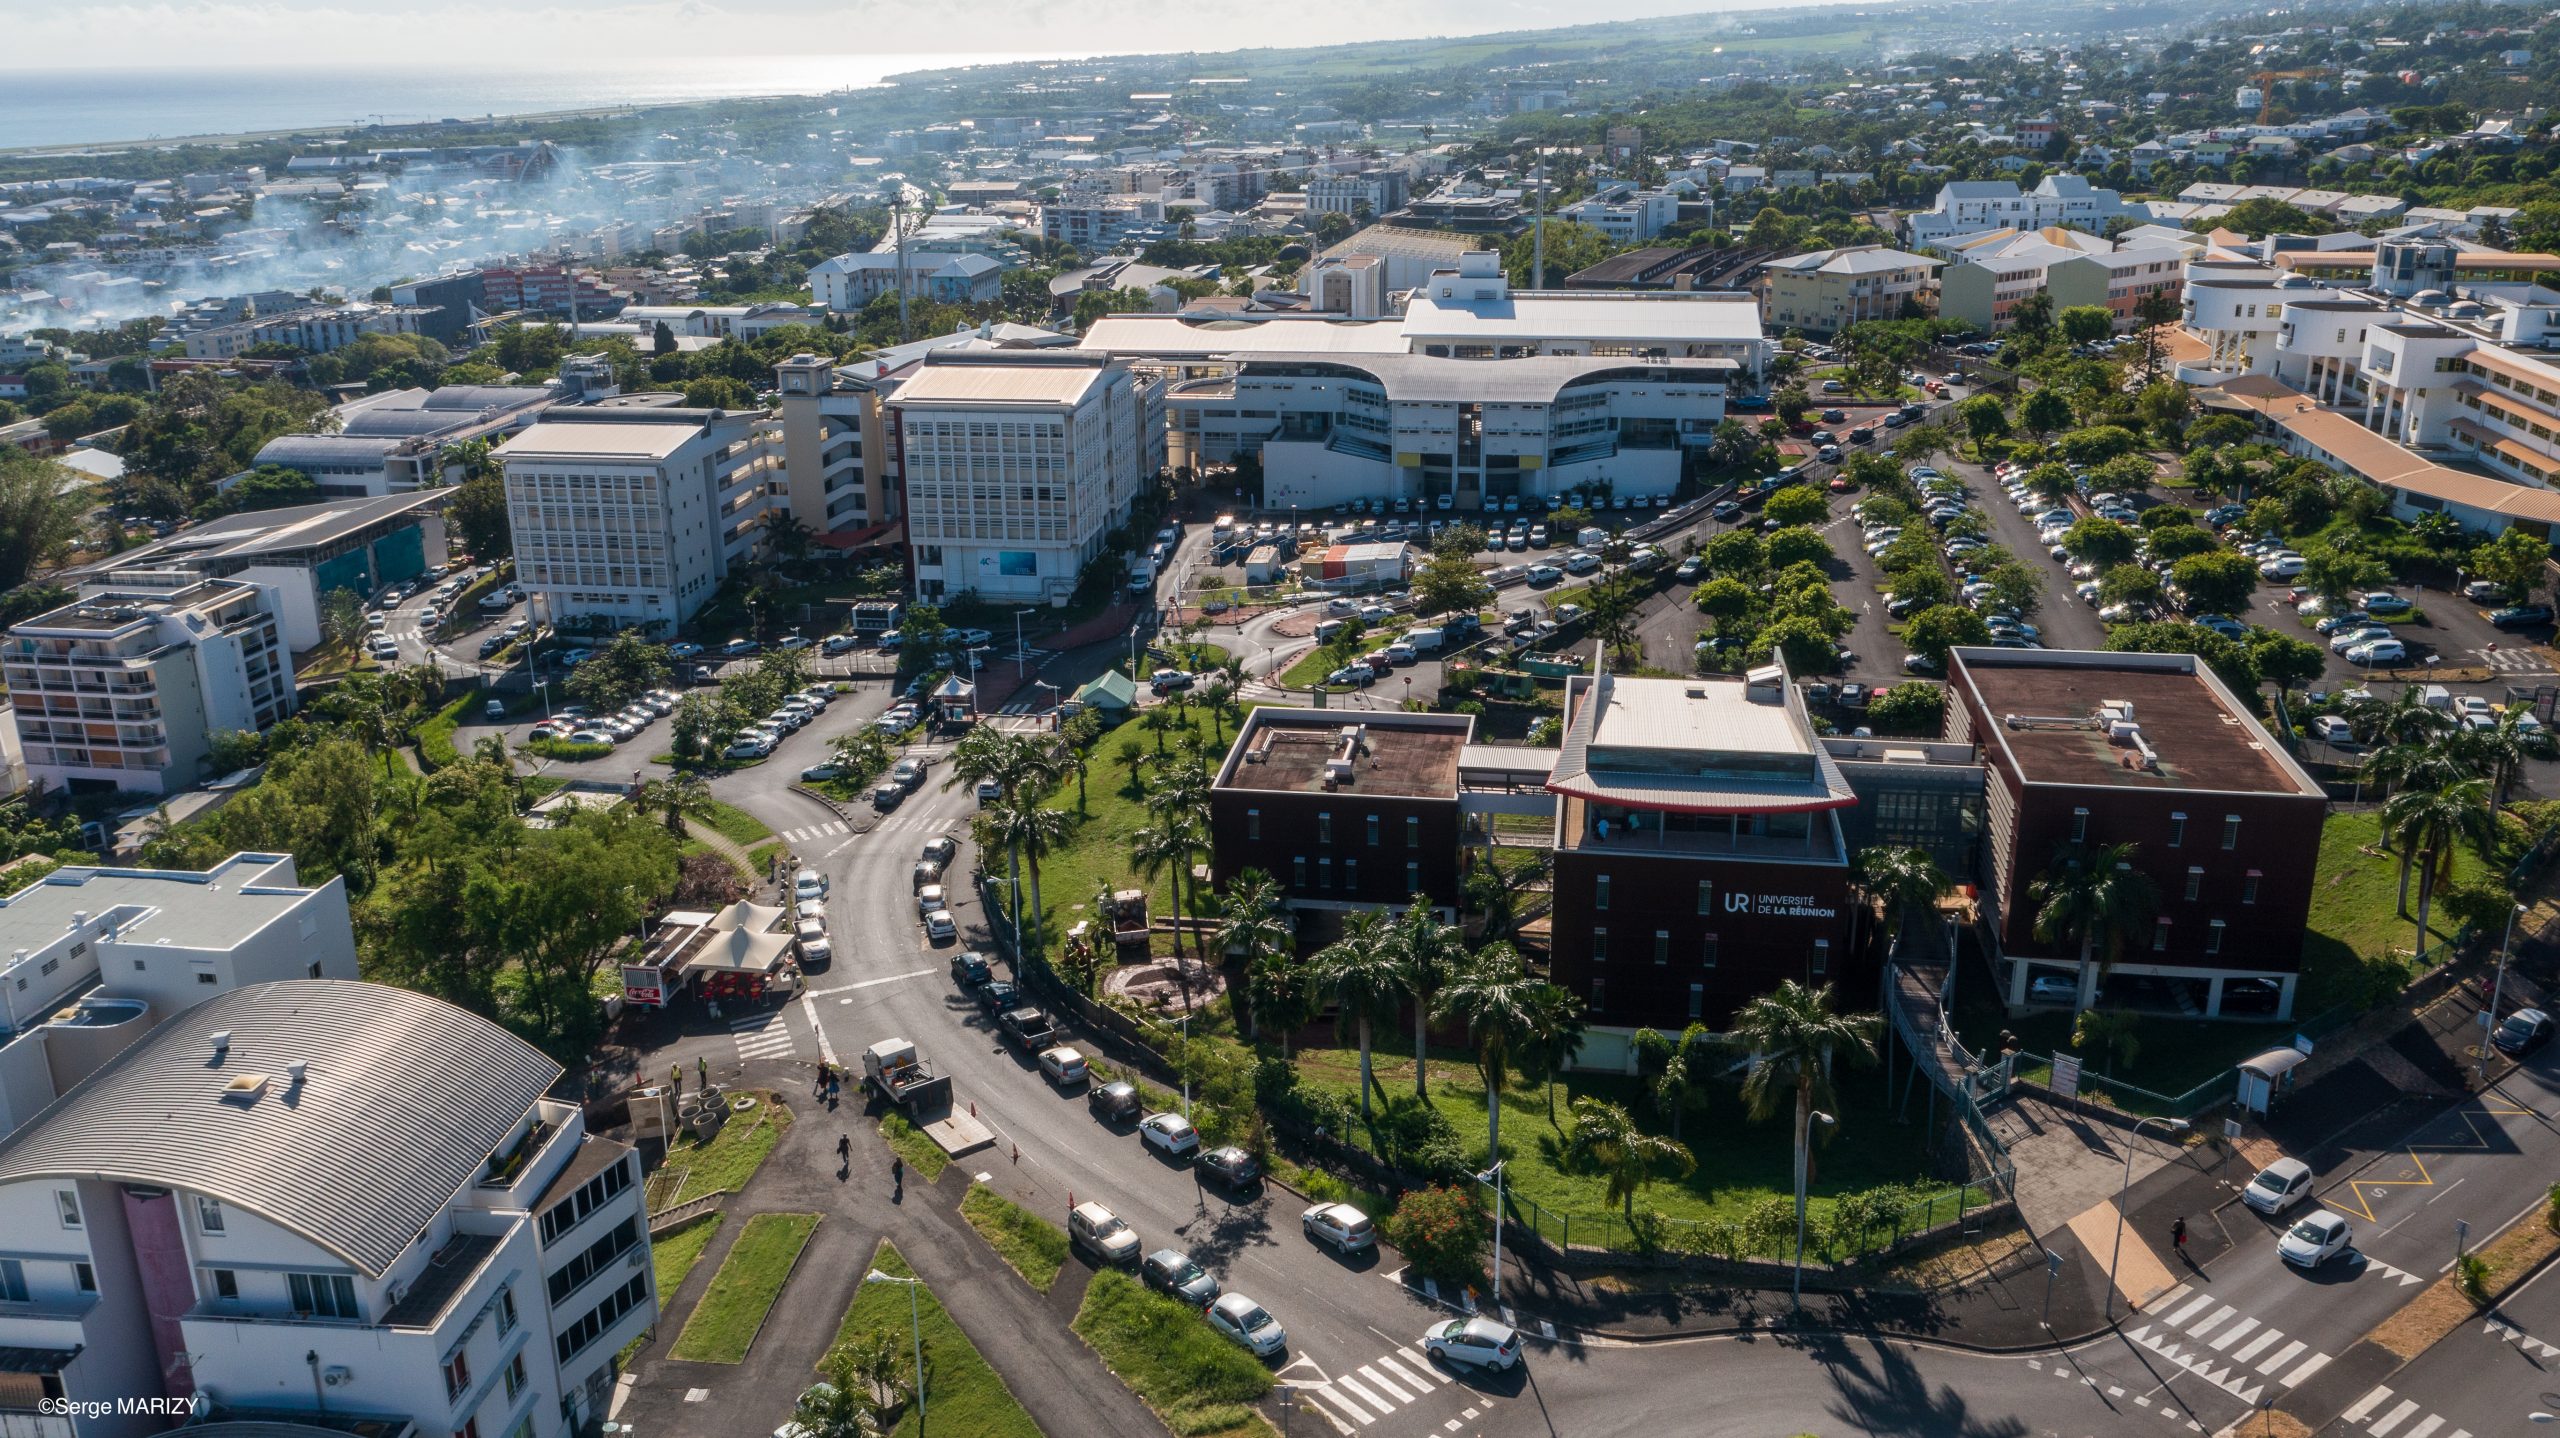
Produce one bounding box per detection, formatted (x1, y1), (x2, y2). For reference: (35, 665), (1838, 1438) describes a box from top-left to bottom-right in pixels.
(1904, 175), (2144, 246)
(1558, 188), (1680, 244)
(887, 353), (1162, 605)
(1, 580), (294, 796)
(496, 408), (779, 632)
(0, 979), (651, 1438)
(1399, 251), (1769, 376)
(775, 354), (894, 541)
(180, 303), (435, 361)
(1304, 172), (1409, 217)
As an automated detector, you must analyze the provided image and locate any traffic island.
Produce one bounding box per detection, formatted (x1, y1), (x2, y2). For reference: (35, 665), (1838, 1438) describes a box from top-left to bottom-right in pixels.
(669, 1212), (823, 1363)
(959, 1183), (1069, 1293)
(1071, 1269), (1279, 1438)
(824, 1240), (1042, 1438)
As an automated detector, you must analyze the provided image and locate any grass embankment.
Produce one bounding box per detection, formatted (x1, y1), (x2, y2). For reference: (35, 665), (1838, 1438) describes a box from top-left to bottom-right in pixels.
(877, 1110), (951, 1183)
(958, 1184), (1068, 1294)
(651, 1213), (725, 1306)
(823, 1241), (1044, 1438)
(1030, 707), (1243, 956)
(661, 1091), (792, 1206)
(669, 1212), (821, 1363)
(1072, 1269), (1278, 1438)
(701, 799), (775, 847)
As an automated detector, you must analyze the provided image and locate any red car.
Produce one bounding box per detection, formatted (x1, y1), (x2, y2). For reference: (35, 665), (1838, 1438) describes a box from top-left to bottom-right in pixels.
(1828, 477), (1853, 493)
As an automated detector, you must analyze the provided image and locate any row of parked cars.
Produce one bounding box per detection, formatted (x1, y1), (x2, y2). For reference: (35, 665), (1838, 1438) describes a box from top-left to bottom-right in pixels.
(530, 687), (687, 748)
(722, 684), (843, 760)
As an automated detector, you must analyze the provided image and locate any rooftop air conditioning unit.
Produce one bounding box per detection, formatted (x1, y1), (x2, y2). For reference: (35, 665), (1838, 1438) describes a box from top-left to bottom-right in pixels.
(209, 1030), (231, 1056)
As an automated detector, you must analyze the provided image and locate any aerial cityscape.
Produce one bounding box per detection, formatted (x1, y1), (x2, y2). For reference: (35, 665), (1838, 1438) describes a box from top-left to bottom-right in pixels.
(4, 1), (2560, 1436)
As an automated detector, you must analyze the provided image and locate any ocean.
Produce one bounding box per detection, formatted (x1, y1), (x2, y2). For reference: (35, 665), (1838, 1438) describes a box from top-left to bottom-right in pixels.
(0, 53), (1063, 151)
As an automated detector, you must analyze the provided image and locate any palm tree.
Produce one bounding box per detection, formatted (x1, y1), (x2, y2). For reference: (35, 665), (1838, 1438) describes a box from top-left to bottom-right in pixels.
(1849, 845), (1950, 960)
(1138, 704), (1176, 755)
(2455, 711), (2556, 819)
(1316, 910), (1403, 1118)
(2364, 742), (2476, 910)
(637, 772), (713, 835)
(2029, 842), (2159, 1012)
(1634, 1023), (1715, 1142)
(1129, 810), (1207, 967)
(2345, 687), (2455, 750)
(1434, 944), (1543, 1160)
(1219, 869), (1297, 1041)
(1727, 980), (1882, 1290)
(985, 793), (1073, 958)
(1059, 711), (1102, 810)
(948, 730), (1060, 938)
(1564, 1096), (1696, 1223)
(2072, 1008), (2142, 1078)
(2384, 777), (2495, 964)
(1512, 983), (1588, 1125)
(1388, 896), (1466, 1099)
(1113, 735), (1147, 796)
(1462, 857), (1530, 946)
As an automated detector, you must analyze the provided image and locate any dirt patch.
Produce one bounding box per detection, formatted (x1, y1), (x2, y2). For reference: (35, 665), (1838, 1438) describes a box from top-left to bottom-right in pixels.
(1269, 612), (1325, 639)
(2214, 1410), (2313, 1438)
(2370, 1214), (2560, 1359)
(1874, 1227), (2037, 1292)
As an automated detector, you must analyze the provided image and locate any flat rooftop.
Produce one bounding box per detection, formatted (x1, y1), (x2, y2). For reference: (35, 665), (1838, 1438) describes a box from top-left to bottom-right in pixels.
(1549, 673), (1854, 814)
(1221, 712), (1469, 798)
(496, 421), (698, 461)
(890, 361), (1109, 407)
(1954, 651), (2319, 795)
(0, 854), (316, 953)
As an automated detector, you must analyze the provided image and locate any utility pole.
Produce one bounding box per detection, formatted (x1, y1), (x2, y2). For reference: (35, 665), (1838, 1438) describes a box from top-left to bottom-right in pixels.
(1530, 163), (1547, 290)
(893, 193), (912, 345)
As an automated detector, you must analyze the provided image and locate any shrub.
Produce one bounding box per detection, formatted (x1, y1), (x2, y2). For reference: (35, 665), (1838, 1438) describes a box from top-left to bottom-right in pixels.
(1372, 1095), (1468, 1182)
(2457, 1251), (2492, 1305)
(1382, 1186), (1490, 1287)
(527, 737), (613, 761)
(2547, 1181), (2560, 1236)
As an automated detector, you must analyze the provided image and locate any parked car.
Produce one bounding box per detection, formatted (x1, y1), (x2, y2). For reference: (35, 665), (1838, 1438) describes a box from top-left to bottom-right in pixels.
(1088, 1080), (1142, 1123)
(1206, 1293), (1288, 1357)
(1138, 1112), (1201, 1160)
(1142, 1249), (1221, 1307)
(2278, 1209), (2352, 1268)
(923, 910), (957, 942)
(2310, 715), (2355, 744)
(1301, 1201), (1376, 1255)
(1199, 1145), (1261, 1191)
(949, 952), (991, 988)
(1038, 1045), (1089, 1087)
(1423, 1316), (1524, 1372)
(1068, 1202), (1141, 1266)
(2242, 1158), (2316, 1216)
(2490, 605), (2556, 630)
(2492, 1007), (2554, 1057)
(2345, 638), (2408, 666)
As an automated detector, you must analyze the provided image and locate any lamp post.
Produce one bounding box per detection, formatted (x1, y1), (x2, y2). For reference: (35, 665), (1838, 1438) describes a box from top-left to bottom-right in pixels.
(2479, 901), (2528, 1083)
(1014, 607), (1038, 679)
(864, 1269), (925, 1437)
(1793, 1109), (1835, 1307)
(1475, 1161), (1506, 1311)
(2105, 1116), (2191, 1320)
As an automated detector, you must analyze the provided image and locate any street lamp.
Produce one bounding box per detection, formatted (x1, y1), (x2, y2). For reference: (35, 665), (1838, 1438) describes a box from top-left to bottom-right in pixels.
(1013, 607), (1039, 679)
(2105, 1116), (2191, 1321)
(863, 1269), (926, 1437)
(1475, 1162), (1506, 1311)
(1793, 1109), (1835, 1307)
(2480, 900), (2529, 1083)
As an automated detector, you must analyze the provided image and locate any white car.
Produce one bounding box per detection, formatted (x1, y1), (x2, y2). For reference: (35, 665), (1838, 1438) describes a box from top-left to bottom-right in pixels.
(565, 729), (616, 748)
(2242, 1157), (2315, 1217)
(2329, 625), (2394, 655)
(796, 869), (829, 901)
(916, 884), (948, 917)
(2278, 1209), (2352, 1268)
(1300, 1201), (1376, 1255)
(923, 910), (957, 942)
(1138, 1112), (1200, 1159)
(2310, 715), (2355, 744)
(2259, 555), (2308, 579)
(2457, 695), (2495, 725)
(795, 918), (831, 964)
(2345, 638), (2408, 666)
(1207, 1293), (1288, 1357)
(1423, 1316), (1523, 1371)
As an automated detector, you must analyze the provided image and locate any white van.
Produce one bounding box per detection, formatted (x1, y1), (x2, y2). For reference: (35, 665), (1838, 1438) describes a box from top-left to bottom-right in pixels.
(1578, 526), (1610, 550)
(2420, 684), (2452, 711)
(1404, 626), (1445, 652)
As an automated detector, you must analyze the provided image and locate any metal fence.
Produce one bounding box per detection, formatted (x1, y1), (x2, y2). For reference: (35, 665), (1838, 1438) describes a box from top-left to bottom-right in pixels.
(2008, 998), (2363, 1118)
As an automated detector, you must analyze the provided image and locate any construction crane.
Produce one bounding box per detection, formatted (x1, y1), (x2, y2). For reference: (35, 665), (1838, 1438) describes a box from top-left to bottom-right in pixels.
(2249, 68), (2331, 125)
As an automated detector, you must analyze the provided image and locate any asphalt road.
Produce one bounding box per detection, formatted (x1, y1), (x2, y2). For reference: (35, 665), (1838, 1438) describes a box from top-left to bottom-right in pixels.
(2336, 1243), (2560, 1438)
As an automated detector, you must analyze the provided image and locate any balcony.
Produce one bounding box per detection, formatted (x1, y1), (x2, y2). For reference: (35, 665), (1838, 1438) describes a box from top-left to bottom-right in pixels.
(1560, 795), (1845, 863)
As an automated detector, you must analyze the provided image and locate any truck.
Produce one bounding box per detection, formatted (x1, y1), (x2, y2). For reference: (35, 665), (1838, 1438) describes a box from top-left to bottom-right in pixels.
(1104, 889), (1151, 949)
(997, 1007), (1056, 1051)
(861, 1038), (952, 1110)
(1126, 559), (1157, 596)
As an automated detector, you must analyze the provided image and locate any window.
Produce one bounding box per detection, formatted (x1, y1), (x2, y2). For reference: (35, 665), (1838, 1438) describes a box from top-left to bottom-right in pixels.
(1696, 880), (1714, 915)
(289, 1272), (360, 1321)
(1687, 983), (1705, 1020)
(1588, 978), (1606, 1013)
(56, 1191), (80, 1230)
(74, 1262), (95, 1293)
(443, 1352), (472, 1402)
(0, 1260), (22, 1303)
(2222, 815), (2241, 851)
(555, 1274), (650, 1365)
(308, 961), (324, 979)
(1595, 875), (1612, 911)
(1317, 812), (1332, 845)
(537, 1156), (632, 1248)
(547, 1218), (642, 1306)
(1366, 814), (1380, 846)
(2071, 808), (2089, 843)
(457, 1420), (481, 1438)
(2168, 812), (2186, 848)
(2242, 871), (2260, 905)
(2152, 918), (2171, 952)
(209, 1268), (238, 1300)
(1592, 928), (1609, 963)
(2185, 867), (2203, 901)
(503, 1351), (529, 1400)
(1318, 858), (1333, 890)
(1701, 933), (1720, 969)
(1345, 859), (1359, 890)
(496, 1286), (519, 1336)
(1810, 940), (1830, 977)
(1292, 857), (1307, 887)
(1654, 931), (1671, 965)
(1405, 815), (1420, 848)
(197, 1196), (225, 1234)
(1405, 861), (1420, 892)
(1245, 809), (1261, 841)
(2206, 920), (2226, 955)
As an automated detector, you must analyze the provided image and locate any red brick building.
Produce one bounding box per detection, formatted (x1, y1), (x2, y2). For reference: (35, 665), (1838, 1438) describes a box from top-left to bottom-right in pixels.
(1945, 648), (2328, 1020)
(1208, 710), (1473, 911)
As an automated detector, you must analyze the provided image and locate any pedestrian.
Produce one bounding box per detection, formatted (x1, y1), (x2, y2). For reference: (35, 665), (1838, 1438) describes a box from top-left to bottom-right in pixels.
(892, 1155), (905, 1188)
(670, 1062), (682, 1094)
(697, 1055), (709, 1088)
(2171, 1216), (2188, 1253)
(837, 1133), (851, 1162)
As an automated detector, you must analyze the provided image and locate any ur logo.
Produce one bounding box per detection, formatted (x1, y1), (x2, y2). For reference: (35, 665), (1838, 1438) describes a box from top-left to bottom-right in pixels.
(1724, 892), (1751, 913)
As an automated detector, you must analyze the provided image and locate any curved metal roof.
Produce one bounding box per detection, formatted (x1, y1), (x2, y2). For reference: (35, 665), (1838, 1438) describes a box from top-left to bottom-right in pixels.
(0, 980), (559, 1277)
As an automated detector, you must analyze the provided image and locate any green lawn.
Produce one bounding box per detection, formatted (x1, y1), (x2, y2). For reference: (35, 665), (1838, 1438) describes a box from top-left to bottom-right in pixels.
(652, 1213), (725, 1308)
(664, 1092), (792, 1205)
(823, 1241), (1043, 1438)
(958, 1184), (1069, 1294)
(1030, 707), (1238, 955)
(877, 1110), (950, 1182)
(1071, 1269), (1277, 1438)
(701, 798), (776, 847)
(1295, 1043), (1950, 1241)
(669, 1212), (821, 1363)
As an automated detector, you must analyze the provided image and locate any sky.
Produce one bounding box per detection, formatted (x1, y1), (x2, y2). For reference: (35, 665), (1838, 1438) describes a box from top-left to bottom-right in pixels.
(0, 0), (1792, 70)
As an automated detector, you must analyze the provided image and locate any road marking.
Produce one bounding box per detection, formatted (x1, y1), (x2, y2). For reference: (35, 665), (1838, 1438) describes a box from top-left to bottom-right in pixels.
(2027, 1358), (2043, 1370)
(2134, 1395), (2153, 1408)
(1374, 1354), (1431, 1392)
(2254, 1340), (2307, 1375)
(1307, 1385), (1374, 1426)
(2147, 1283), (2191, 1312)
(729, 1010), (799, 1060)
(2278, 1352), (2330, 1387)
(2108, 1386), (2125, 1398)
(1405, 1348), (1452, 1383)
(2187, 1305), (2237, 1338)
(2341, 1386), (2393, 1423)
(806, 1003), (836, 1065)
(2363, 1257), (2426, 1287)
(805, 967), (937, 997)
(1357, 1365), (1412, 1403)
(2165, 1293), (2218, 1326)
(2402, 1416), (2445, 1438)
(2366, 1398), (2422, 1437)
(1332, 1373), (1390, 1416)
(2487, 1319), (2560, 1359)
(2229, 1327), (2283, 1363)
(2208, 1316), (2259, 1351)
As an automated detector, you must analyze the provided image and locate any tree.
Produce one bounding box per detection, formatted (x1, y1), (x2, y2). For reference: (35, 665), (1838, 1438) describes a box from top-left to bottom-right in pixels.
(0, 446), (92, 588)
(652, 320), (678, 356)
(1728, 980), (1881, 1275)
(797, 1354), (886, 1438)
(199, 463), (320, 518)
(1565, 1096), (1696, 1223)
(636, 772), (713, 836)
(670, 691), (745, 762)
(1903, 604), (1990, 665)
(1223, 869), (1306, 1047)
(2058, 306), (2115, 346)
(1633, 1023), (1715, 1142)
(319, 587), (367, 648)
(1764, 526), (1833, 571)
(1381, 1186), (1491, 1289)
(2062, 517), (2139, 570)
(2168, 550), (2260, 615)
(447, 473), (512, 559)
(1413, 543), (1493, 617)
(1850, 845), (1949, 962)
(1953, 393), (2010, 452)
(985, 792), (1073, 957)
(1317, 909), (1403, 1118)
(1389, 898), (1465, 1100)
(2029, 842), (2159, 1011)
(2384, 778), (2495, 964)
(1433, 944), (1546, 1159)
(565, 633), (672, 712)
(1763, 486), (1829, 528)
(2072, 1009), (2142, 1078)
(475, 805), (678, 1050)
(1694, 577), (1755, 626)
(1512, 982), (1587, 1124)
(1129, 808), (1208, 966)
(2299, 543), (2388, 611)
(2467, 528), (2548, 605)
(2019, 388), (2073, 441)
(1864, 682), (1945, 736)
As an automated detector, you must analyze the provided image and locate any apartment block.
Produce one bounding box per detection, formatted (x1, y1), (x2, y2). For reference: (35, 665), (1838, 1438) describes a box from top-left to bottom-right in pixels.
(1557, 188), (1680, 244)
(1758, 244), (1941, 335)
(1904, 175), (2144, 246)
(774, 354), (897, 542)
(1304, 172), (1410, 217)
(1937, 232), (2187, 331)
(179, 302), (437, 361)
(2, 580), (294, 796)
(0, 979), (650, 1438)
(495, 407), (779, 632)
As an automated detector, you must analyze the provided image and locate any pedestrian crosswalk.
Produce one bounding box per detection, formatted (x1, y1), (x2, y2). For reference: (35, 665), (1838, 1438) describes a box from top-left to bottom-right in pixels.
(2472, 646), (2557, 675)
(2486, 1317), (2560, 1360)
(2122, 1284), (2330, 1405)
(1302, 1344), (1457, 1428)
(2342, 1384), (2473, 1438)
(728, 1008), (803, 1062)
(779, 819), (850, 844)
(2363, 1256), (2427, 1287)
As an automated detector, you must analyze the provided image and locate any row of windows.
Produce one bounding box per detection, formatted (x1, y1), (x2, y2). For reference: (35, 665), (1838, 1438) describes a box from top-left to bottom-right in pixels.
(1289, 856), (1424, 892)
(547, 1216), (641, 1307)
(556, 1273), (650, 1366)
(2069, 809), (2242, 850)
(539, 1154), (633, 1247)
(0, 1256), (93, 1300)
(1247, 810), (1425, 848)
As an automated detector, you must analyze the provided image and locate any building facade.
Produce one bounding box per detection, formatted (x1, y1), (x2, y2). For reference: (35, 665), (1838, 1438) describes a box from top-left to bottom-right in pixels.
(1207, 710), (1472, 911)
(774, 354), (898, 542)
(1759, 245), (1941, 336)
